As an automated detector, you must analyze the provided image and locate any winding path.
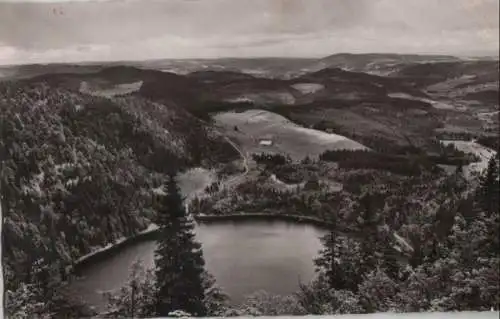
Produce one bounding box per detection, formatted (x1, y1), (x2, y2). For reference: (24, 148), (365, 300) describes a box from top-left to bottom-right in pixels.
(222, 136), (250, 188)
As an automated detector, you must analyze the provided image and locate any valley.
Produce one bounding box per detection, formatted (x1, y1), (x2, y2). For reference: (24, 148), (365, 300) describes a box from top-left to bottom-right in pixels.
(1, 52), (498, 318)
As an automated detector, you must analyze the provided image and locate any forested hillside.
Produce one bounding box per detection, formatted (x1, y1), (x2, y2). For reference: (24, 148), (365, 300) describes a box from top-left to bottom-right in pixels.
(1, 55), (498, 318)
(0, 80), (238, 316)
(103, 155), (499, 317)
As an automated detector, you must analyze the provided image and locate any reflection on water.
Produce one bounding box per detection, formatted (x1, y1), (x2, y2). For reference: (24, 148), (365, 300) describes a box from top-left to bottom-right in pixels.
(70, 220), (326, 312)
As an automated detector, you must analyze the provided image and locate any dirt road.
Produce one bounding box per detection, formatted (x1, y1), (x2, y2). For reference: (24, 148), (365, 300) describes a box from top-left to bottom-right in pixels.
(223, 136), (250, 188)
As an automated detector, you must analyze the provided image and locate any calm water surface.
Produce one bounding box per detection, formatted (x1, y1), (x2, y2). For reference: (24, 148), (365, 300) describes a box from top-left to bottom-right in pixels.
(70, 220), (326, 312)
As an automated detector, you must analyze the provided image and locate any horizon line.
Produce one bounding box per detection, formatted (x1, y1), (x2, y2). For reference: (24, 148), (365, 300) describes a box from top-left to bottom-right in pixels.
(0, 51), (499, 68)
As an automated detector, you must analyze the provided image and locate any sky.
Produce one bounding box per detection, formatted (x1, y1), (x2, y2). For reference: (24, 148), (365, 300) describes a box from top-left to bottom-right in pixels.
(0, 0), (498, 65)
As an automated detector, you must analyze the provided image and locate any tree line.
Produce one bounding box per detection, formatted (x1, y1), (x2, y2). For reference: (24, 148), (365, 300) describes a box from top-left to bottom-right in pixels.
(100, 156), (499, 316)
(0, 81), (237, 317)
(2, 80), (498, 317)
(319, 148), (478, 176)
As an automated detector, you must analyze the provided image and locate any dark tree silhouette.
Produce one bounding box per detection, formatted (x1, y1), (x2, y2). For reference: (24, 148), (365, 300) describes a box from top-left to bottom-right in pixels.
(478, 156), (499, 215)
(154, 173), (208, 317)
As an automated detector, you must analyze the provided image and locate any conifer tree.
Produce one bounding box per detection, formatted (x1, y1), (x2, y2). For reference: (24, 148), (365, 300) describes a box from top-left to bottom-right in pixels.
(154, 173), (207, 317)
(315, 231), (363, 293)
(103, 260), (156, 318)
(356, 192), (386, 274)
(478, 156), (499, 215)
(315, 230), (338, 289)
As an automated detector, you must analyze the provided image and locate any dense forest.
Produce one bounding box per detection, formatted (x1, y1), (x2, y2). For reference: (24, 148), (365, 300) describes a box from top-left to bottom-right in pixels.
(101, 155), (500, 317)
(318, 147), (478, 176)
(477, 136), (500, 152)
(0, 81), (238, 317)
(192, 147), (475, 226)
(1, 76), (498, 317)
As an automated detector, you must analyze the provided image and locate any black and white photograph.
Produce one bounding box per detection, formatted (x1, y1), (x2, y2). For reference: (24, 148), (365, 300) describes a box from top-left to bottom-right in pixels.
(0, 0), (499, 318)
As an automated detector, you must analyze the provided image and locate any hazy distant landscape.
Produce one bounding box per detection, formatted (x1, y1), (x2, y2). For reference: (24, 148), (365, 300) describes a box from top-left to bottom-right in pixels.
(3, 0), (500, 316)
(1, 50), (498, 318)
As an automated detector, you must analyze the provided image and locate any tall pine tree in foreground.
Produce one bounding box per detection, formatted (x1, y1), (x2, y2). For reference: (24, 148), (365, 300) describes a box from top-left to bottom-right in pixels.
(154, 173), (208, 317)
(478, 155), (499, 215)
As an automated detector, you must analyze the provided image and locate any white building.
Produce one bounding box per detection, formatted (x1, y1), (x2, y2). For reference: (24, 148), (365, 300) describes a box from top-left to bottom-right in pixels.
(259, 139), (273, 146)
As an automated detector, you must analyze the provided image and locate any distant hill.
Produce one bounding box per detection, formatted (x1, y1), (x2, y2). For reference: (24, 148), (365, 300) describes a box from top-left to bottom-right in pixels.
(1, 53), (478, 81)
(132, 57), (316, 78)
(2, 55), (497, 153)
(304, 53), (462, 76)
(391, 60), (499, 87)
(1, 53), (498, 317)
(0, 63), (107, 81)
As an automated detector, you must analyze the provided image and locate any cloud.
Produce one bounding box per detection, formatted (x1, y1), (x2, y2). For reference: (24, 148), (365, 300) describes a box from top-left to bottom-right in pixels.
(0, 43), (109, 65)
(2, 25), (497, 65)
(0, 0), (498, 64)
(0, 45), (18, 64)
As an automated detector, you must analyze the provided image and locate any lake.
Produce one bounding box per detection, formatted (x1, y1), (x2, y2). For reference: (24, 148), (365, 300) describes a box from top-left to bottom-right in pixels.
(69, 219), (327, 313)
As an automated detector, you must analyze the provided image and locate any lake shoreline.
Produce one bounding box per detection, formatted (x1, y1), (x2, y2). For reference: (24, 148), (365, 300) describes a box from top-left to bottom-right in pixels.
(71, 213), (337, 273)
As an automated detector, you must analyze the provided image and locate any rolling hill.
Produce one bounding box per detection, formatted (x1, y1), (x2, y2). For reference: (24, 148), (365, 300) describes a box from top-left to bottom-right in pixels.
(1, 52), (498, 317)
